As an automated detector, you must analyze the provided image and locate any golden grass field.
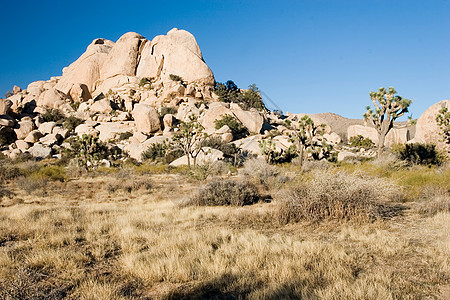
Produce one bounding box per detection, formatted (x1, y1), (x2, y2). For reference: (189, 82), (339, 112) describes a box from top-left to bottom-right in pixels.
(0, 159), (449, 299)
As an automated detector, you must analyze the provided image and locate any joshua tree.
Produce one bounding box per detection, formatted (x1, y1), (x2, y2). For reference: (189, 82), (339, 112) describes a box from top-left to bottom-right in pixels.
(363, 87), (412, 158)
(172, 114), (209, 168)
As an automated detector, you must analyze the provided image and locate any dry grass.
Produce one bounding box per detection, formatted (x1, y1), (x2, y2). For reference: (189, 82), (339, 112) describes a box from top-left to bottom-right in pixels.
(0, 164), (449, 299)
(277, 170), (402, 224)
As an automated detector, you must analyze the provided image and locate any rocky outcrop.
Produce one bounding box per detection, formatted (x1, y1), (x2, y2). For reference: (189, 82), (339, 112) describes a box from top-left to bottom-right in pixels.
(412, 100), (450, 150)
(132, 103), (161, 133)
(137, 28), (215, 87)
(348, 125), (410, 147)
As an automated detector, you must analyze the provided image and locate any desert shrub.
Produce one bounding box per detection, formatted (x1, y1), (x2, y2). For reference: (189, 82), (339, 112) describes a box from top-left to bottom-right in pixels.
(300, 159), (332, 172)
(349, 135), (375, 149)
(395, 143), (443, 166)
(141, 142), (168, 163)
(139, 77), (153, 88)
(259, 139), (299, 164)
(215, 81), (266, 111)
(214, 115), (246, 137)
(416, 194), (450, 216)
(41, 108), (65, 123)
(16, 177), (48, 195)
(31, 165), (66, 182)
(65, 134), (113, 170)
(169, 74), (184, 83)
(160, 106), (177, 117)
(118, 131), (133, 141)
(62, 116), (83, 132)
(201, 136), (241, 165)
(106, 179), (152, 194)
(240, 158), (281, 185)
(185, 180), (260, 206)
(0, 160), (24, 182)
(0, 183), (12, 198)
(188, 160), (228, 181)
(278, 170), (400, 224)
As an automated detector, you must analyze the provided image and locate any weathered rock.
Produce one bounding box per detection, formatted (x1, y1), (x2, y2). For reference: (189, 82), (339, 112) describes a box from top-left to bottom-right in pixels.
(0, 99), (12, 114)
(90, 99), (113, 114)
(132, 103), (161, 133)
(229, 103), (264, 134)
(69, 83), (91, 102)
(385, 128), (409, 147)
(124, 135), (169, 161)
(100, 32), (146, 80)
(132, 131), (148, 143)
(10, 149), (22, 160)
(221, 132), (233, 143)
(15, 140), (31, 151)
(176, 102), (200, 122)
(37, 88), (68, 108)
(96, 122), (133, 142)
(215, 125), (231, 134)
(324, 132), (342, 144)
(412, 100), (450, 150)
(55, 38), (114, 94)
(201, 102), (235, 134)
(14, 118), (35, 140)
(75, 124), (99, 137)
(347, 125), (379, 145)
(28, 143), (52, 159)
(137, 28), (215, 87)
(0, 115), (14, 127)
(338, 151), (357, 162)
(38, 122), (56, 135)
(13, 85), (22, 95)
(24, 130), (43, 143)
(169, 147), (223, 166)
(39, 133), (62, 146)
(27, 81), (45, 97)
(232, 135), (263, 155)
(163, 113), (175, 130)
(52, 126), (69, 138)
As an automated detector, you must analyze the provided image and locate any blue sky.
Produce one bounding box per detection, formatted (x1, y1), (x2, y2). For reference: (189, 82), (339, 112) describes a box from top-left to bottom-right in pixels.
(0, 0), (448, 119)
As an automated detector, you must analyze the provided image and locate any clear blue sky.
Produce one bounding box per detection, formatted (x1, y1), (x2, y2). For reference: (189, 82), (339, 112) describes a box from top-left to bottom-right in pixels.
(1, 0), (449, 119)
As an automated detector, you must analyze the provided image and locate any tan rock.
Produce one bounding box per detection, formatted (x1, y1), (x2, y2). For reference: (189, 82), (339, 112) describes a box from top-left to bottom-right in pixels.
(24, 130), (43, 143)
(132, 131), (148, 143)
(0, 99), (12, 115)
(52, 126), (69, 138)
(201, 102), (235, 134)
(39, 133), (62, 146)
(221, 132), (233, 143)
(347, 125), (379, 145)
(37, 88), (68, 108)
(163, 113), (175, 130)
(96, 122), (133, 142)
(338, 151), (357, 162)
(0, 115), (14, 127)
(15, 140), (31, 151)
(90, 99), (113, 114)
(229, 103), (264, 134)
(132, 103), (161, 133)
(324, 132), (342, 144)
(14, 118), (35, 140)
(232, 135), (263, 155)
(27, 81), (46, 97)
(100, 32), (146, 81)
(215, 125), (231, 134)
(385, 128), (410, 147)
(136, 28), (215, 87)
(55, 38), (114, 94)
(69, 83), (91, 102)
(13, 85), (21, 95)
(413, 100), (450, 150)
(28, 143), (52, 159)
(38, 122), (56, 135)
(176, 102), (200, 122)
(75, 124), (99, 137)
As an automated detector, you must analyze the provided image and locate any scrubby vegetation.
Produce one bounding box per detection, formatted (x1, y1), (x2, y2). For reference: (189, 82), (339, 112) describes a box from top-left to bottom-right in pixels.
(349, 134), (375, 149)
(215, 80), (266, 111)
(0, 147), (448, 299)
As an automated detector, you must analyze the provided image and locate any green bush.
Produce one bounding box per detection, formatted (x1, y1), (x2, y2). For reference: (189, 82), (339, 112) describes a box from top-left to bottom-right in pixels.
(65, 135), (113, 169)
(214, 115), (246, 137)
(169, 74), (184, 83)
(118, 131), (133, 141)
(41, 108), (65, 123)
(396, 143), (442, 165)
(0, 160), (23, 183)
(141, 143), (168, 163)
(62, 116), (83, 132)
(160, 106), (177, 117)
(139, 77), (153, 88)
(201, 136), (241, 165)
(349, 135), (375, 149)
(214, 81), (266, 111)
(185, 180), (261, 206)
(31, 165), (66, 182)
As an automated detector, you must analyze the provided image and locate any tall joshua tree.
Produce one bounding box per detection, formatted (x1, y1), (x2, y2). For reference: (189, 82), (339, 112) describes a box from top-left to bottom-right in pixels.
(363, 87), (412, 158)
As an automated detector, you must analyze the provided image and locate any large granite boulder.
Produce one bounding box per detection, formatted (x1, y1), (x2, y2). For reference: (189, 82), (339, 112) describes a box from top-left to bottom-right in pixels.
(132, 103), (161, 133)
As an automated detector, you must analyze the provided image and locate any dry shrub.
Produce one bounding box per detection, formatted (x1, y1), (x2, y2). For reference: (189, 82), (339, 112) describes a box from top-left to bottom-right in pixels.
(278, 170), (401, 224)
(106, 179), (152, 194)
(184, 180), (261, 206)
(416, 187), (450, 217)
(188, 160), (228, 181)
(240, 158), (282, 185)
(16, 177), (48, 195)
(300, 159), (332, 172)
